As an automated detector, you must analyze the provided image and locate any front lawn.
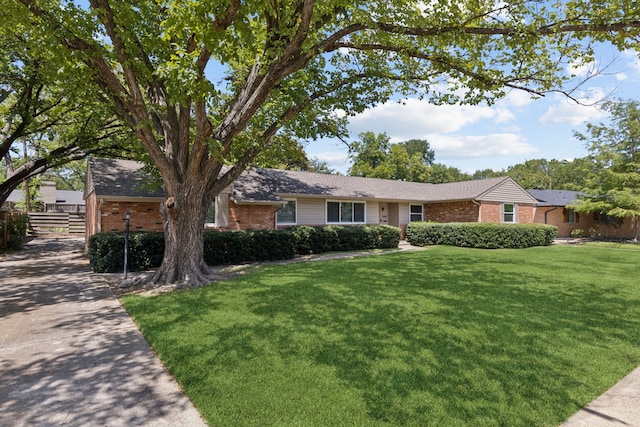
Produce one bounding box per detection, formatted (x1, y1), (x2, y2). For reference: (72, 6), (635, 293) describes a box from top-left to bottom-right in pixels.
(122, 245), (640, 426)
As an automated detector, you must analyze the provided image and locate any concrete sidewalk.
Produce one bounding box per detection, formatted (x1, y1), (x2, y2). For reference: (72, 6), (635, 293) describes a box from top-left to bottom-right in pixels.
(561, 366), (640, 426)
(0, 237), (206, 426)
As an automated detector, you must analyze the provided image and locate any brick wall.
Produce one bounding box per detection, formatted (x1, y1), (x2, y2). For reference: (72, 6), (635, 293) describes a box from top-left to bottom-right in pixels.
(534, 207), (579, 237)
(425, 201), (479, 222)
(100, 201), (164, 233)
(480, 202), (501, 222)
(84, 193), (99, 247)
(480, 202), (535, 224)
(224, 201), (276, 230)
(518, 204), (535, 224)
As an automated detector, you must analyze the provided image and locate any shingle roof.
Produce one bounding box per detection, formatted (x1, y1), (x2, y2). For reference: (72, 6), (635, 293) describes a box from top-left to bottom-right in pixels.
(527, 189), (581, 207)
(56, 190), (85, 205)
(87, 158), (531, 204)
(232, 169), (515, 203)
(87, 157), (165, 199)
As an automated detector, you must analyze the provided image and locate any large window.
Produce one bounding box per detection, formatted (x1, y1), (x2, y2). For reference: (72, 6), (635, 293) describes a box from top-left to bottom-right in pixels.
(277, 200), (297, 225)
(502, 203), (516, 223)
(327, 201), (365, 224)
(410, 204), (423, 222)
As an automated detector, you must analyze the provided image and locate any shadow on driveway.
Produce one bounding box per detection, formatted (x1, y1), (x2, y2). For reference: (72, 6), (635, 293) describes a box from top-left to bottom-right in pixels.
(0, 237), (206, 426)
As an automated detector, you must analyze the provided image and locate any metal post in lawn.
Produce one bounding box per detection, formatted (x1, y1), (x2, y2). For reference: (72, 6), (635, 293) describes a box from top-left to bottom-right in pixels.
(124, 210), (130, 280)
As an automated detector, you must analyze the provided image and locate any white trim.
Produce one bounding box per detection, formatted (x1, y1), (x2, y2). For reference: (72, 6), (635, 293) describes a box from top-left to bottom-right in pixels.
(409, 204), (424, 222)
(276, 198), (298, 225)
(325, 200), (367, 224)
(501, 202), (517, 223)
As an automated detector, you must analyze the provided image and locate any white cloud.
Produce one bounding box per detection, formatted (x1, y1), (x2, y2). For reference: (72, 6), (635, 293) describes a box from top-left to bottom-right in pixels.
(312, 151), (349, 164)
(539, 89), (608, 125)
(429, 134), (537, 159)
(347, 98), (513, 139)
(497, 90), (535, 108)
(622, 49), (640, 75)
(567, 59), (598, 78)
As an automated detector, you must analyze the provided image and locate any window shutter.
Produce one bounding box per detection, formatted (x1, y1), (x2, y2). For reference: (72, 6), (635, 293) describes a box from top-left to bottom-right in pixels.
(217, 194), (228, 227)
(562, 208), (567, 223)
(576, 212), (580, 223)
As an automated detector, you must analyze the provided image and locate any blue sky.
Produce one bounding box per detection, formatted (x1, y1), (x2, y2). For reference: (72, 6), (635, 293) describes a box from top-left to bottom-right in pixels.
(305, 48), (640, 175)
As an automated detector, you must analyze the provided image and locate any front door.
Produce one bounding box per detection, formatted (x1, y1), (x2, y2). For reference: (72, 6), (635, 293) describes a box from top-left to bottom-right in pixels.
(379, 203), (389, 224)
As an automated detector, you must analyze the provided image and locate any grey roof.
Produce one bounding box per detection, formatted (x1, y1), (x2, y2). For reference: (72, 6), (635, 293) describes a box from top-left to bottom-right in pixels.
(86, 157), (165, 199)
(87, 158), (531, 204)
(527, 189), (581, 207)
(6, 189), (23, 203)
(232, 169), (516, 203)
(5, 189), (84, 204)
(56, 190), (85, 204)
(233, 168), (434, 202)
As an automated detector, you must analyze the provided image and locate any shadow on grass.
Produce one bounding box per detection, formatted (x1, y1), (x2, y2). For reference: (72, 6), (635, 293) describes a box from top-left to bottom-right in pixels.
(123, 246), (640, 426)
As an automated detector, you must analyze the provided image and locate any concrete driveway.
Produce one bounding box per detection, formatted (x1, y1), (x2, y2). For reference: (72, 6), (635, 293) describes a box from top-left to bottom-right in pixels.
(0, 237), (206, 426)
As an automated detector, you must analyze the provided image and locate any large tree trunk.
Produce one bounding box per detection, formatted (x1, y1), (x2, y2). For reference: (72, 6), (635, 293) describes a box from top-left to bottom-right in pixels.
(151, 180), (213, 286)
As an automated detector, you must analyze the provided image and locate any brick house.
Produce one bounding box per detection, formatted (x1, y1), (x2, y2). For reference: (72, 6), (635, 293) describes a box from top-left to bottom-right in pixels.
(529, 189), (636, 239)
(84, 157), (541, 247)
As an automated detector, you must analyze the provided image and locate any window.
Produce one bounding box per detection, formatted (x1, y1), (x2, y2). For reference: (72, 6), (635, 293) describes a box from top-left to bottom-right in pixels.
(502, 203), (516, 223)
(204, 199), (216, 225)
(327, 201), (365, 223)
(564, 208), (576, 223)
(410, 204), (423, 222)
(277, 200), (297, 225)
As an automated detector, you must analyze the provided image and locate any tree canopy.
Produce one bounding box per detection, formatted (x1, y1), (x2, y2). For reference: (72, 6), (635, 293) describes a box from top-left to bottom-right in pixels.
(9, 0), (640, 284)
(569, 99), (640, 240)
(348, 132), (469, 183)
(0, 16), (135, 206)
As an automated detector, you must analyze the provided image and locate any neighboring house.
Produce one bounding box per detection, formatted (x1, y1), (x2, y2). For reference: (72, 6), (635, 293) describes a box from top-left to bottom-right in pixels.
(84, 157), (539, 245)
(3, 182), (85, 213)
(529, 189), (636, 239)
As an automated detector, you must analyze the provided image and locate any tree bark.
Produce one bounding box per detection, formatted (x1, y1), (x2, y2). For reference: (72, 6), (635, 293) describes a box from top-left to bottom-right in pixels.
(151, 179), (212, 286)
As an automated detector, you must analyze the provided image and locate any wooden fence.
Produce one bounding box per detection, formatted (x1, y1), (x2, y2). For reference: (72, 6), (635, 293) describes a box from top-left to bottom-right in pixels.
(27, 212), (86, 236)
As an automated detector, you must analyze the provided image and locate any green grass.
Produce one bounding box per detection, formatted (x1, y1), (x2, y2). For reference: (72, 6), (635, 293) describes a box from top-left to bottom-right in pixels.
(122, 245), (640, 426)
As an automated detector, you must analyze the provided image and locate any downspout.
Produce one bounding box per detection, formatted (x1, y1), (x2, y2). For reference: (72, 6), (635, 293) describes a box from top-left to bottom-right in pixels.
(472, 200), (482, 222)
(544, 206), (559, 224)
(98, 198), (104, 233)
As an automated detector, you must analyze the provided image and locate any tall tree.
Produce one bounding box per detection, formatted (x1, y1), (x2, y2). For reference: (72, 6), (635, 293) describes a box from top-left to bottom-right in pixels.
(348, 132), (392, 177)
(570, 99), (640, 241)
(349, 133), (435, 181)
(0, 15), (133, 206)
(12, 0), (640, 285)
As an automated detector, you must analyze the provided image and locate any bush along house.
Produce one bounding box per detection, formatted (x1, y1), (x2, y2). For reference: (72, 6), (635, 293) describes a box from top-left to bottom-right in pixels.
(84, 157), (541, 248)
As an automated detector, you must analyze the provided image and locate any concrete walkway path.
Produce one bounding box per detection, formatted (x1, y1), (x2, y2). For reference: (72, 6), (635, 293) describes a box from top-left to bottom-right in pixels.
(561, 366), (640, 426)
(0, 237), (206, 427)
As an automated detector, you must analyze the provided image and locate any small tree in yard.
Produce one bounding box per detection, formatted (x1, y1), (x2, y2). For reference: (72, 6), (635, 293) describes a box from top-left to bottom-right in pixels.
(570, 99), (640, 242)
(10, 0), (640, 285)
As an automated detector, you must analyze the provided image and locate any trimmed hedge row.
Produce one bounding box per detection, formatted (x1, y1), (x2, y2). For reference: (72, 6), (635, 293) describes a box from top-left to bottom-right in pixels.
(406, 222), (558, 249)
(88, 225), (401, 273)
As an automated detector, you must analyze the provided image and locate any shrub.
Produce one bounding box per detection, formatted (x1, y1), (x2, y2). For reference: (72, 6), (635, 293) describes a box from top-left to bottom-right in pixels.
(406, 222), (557, 249)
(570, 228), (584, 238)
(373, 225), (402, 249)
(88, 232), (126, 273)
(205, 230), (298, 265)
(1, 213), (29, 250)
(289, 225), (401, 254)
(203, 230), (253, 265)
(88, 225), (401, 273)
